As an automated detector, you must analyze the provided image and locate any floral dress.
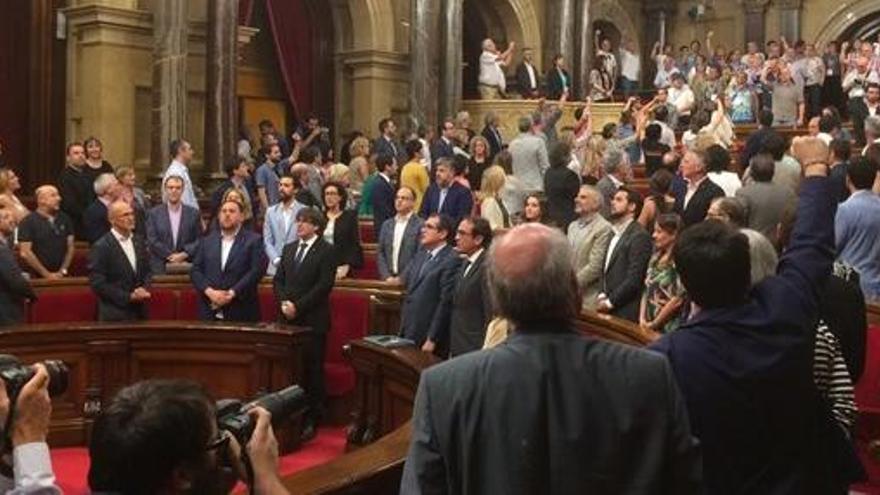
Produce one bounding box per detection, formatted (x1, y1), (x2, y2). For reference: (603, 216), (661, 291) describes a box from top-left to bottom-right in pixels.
(728, 87), (754, 124)
(644, 253), (687, 334)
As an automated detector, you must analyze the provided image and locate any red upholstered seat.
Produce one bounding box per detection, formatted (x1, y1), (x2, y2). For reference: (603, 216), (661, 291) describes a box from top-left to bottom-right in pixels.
(68, 250), (90, 277)
(324, 290), (370, 396)
(29, 289), (96, 323)
(853, 325), (880, 493)
(147, 288), (178, 320)
(259, 285), (277, 322)
(358, 221), (376, 244)
(176, 289), (201, 320)
(350, 251), (378, 280)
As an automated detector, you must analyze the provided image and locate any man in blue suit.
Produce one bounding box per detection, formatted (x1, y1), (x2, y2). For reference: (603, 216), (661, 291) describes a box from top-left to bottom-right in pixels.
(371, 154), (397, 233)
(650, 137), (861, 494)
(419, 158), (473, 226)
(145, 175), (202, 275)
(190, 198), (267, 322)
(263, 175), (307, 276)
(399, 214), (460, 356)
(377, 186), (423, 282)
(429, 119), (457, 166)
(372, 117), (404, 163)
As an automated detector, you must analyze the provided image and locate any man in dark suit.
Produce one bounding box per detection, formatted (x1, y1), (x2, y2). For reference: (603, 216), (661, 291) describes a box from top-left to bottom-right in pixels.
(598, 187), (652, 322)
(0, 208), (35, 326)
(850, 82), (880, 147)
(651, 137), (860, 493)
(399, 214), (460, 356)
(377, 186), (423, 282)
(274, 207), (337, 440)
(190, 198), (266, 322)
(371, 154), (397, 233)
(82, 173), (123, 244)
(58, 142), (94, 240)
(515, 48), (540, 98)
(739, 109), (780, 169)
(210, 155), (259, 221)
(401, 222), (700, 493)
(449, 217), (493, 357)
(480, 112), (504, 160)
(145, 175), (202, 275)
(88, 201), (152, 321)
(430, 119), (457, 166)
(675, 149), (725, 227)
(419, 158), (473, 226)
(373, 117), (404, 163)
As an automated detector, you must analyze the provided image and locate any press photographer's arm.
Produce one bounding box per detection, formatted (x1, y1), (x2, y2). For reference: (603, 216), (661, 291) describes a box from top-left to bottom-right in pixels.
(0, 364), (60, 494)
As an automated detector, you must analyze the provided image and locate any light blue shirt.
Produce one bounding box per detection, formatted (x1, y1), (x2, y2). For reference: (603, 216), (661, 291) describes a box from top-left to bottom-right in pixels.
(835, 189), (880, 297)
(255, 161), (282, 206)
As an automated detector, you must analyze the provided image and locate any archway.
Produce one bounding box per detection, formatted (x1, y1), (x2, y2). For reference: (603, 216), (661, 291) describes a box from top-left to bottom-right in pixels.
(815, 0), (880, 45)
(592, 0), (640, 53)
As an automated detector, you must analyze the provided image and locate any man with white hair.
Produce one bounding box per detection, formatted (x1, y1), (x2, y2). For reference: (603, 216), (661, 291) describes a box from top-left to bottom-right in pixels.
(82, 173), (123, 244)
(478, 38), (515, 99)
(595, 149), (630, 219)
(568, 185), (612, 310)
(863, 115), (880, 155)
(401, 222), (700, 493)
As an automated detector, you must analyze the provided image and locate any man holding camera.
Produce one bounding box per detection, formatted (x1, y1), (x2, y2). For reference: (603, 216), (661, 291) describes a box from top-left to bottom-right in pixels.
(89, 379), (288, 494)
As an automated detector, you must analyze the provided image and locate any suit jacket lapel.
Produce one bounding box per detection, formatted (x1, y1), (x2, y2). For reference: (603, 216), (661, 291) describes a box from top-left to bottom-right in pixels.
(109, 234), (136, 279)
(223, 230), (245, 273)
(606, 223), (633, 273)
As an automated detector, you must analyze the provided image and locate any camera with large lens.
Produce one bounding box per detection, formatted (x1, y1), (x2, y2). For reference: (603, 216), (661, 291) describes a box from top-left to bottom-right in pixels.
(216, 384), (307, 446)
(0, 355), (69, 404)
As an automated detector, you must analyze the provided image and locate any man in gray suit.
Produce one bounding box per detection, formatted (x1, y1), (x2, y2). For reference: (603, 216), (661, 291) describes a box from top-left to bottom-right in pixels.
(377, 186), (423, 283)
(595, 149), (631, 219)
(449, 217), (493, 357)
(401, 222), (701, 494)
(264, 175), (308, 276)
(568, 185), (613, 311)
(736, 153), (796, 240)
(0, 208), (35, 326)
(509, 115), (550, 193)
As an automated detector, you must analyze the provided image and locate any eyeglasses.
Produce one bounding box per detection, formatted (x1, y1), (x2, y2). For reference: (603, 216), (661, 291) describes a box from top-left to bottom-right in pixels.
(206, 430), (231, 452)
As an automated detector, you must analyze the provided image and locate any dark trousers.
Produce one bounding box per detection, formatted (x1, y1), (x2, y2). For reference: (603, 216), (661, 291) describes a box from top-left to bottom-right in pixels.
(823, 75), (845, 117)
(805, 84), (822, 120)
(304, 330), (327, 422)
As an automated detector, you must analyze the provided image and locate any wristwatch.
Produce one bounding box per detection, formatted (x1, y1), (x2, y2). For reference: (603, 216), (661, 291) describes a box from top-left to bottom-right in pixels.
(60, 268), (68, 276)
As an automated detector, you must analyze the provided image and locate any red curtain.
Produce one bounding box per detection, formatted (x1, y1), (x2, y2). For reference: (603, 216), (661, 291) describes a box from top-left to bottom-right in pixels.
(264, 0), (313, 120)
(239, 0), (255, 26)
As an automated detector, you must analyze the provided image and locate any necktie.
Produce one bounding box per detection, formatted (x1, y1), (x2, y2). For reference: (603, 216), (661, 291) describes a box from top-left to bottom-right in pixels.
(294, 241), (308, 265)
(438, 188), (448, 212)
(417, 253), (434, 280)
(462, 259), (472, 278)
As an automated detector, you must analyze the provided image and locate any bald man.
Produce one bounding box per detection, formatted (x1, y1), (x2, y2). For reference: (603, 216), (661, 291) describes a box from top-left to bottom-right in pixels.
(88, 201), (152, 321)
(18, 185), (75, 278)
(401, 223), (700, 493)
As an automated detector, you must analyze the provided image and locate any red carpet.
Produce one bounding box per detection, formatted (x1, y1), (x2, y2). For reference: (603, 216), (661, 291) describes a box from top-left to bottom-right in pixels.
(50, 426), (348, 494)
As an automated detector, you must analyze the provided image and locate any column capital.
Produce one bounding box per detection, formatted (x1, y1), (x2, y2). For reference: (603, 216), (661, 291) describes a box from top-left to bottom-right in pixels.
(642, 2), (676, 16)
(774, 0), (803, 10)
(739, 0), (770, 14)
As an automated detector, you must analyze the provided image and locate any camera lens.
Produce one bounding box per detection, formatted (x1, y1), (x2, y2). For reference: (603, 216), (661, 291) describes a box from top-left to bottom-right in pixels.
(43, 360), (69, 397)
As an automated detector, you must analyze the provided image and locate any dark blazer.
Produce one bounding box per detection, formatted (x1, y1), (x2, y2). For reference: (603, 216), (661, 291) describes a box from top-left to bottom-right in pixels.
(850, 98), (876, 147)
(190, 229), (267, 322)
(377, 214), (423, 279)
(0, 241), (34, 326)
(820, 269), (867, 382)
(419, 182), (474, 225)
(145, 203), (202, 274)
(429, 138), (456, 166)
(211, 179), (260, 221)
(545, 67), (571, 100)
(544, 166), (580, 229)
(602, 221), (652, 322)
(399, 244), (460, 351)
(739, 126), (779, 168)
(58, 166), (95, 240)
(674, 177), (726, 226)
(515, 61), (540, 96)
(273, 237), (336, 334)
(400, 330), (701, 494)
(651, 177), (861, 494)
(327, 209), (363, 269)
(82, 200), (110, 244)
(88, 231), (151, 321)
(480, 125), (504, 159)
(371, 175), (396, 234)
(449, 250), (492, 357)
(373, 136), (403, 163)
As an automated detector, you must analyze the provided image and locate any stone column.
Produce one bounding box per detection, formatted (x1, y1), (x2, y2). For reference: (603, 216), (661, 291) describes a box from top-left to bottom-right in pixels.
(777, 0), (803, 42)
(642, 3), (676, 91)
(574, 0), (592, 99)
(205, 0), (238, 176)
(742, 0), (769, 47)
(439, 0), (463, 122)
(546, 0), (576, 78)
(150, 0), (188, 172)
(409, 0), (442, 130)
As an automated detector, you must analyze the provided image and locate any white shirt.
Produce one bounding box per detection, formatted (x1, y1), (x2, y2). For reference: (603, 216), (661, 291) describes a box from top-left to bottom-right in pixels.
(296, 234), (318, 262)
(220, 228), (240, 270)
(163, 159), (198, 209)
(391, 212), (413, 274)
(684, 175), (708, 209)
(605, 218), (633, 272)
(111, 228), (137, 272)
(463, 248), (484, 278)
(524, 62), (538, 89)
(669, 85), (695, 115)
(0, 442), (60, 493)
(479, 50), (507, 90)
(619, 49), (641, 81)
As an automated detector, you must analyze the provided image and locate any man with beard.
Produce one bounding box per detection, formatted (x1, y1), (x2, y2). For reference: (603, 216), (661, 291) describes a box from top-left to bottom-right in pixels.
(255, 142), (286, 213)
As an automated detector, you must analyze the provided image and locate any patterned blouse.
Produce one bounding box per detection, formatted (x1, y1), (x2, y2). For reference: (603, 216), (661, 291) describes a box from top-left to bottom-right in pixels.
(644, 252), (687, 334)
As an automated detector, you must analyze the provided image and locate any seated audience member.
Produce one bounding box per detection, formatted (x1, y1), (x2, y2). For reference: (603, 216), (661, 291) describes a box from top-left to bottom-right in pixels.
(642, 124), (671, 177)
(829, 138), (852, 203)
(568, 185), (612, 311)
(674, 149), (725, 226)
(83, 136), (115, 183)
(744, 133), (801, 195)
(420, 158), (474, 226)
(145, 175), (202, 275)
(82, 173), (123, 244)
(401, 221), (700, 493)
(704, 144), (741, 197)
(705, 196), (747, 228)
(399, 214), (460, 355)
(255, 142), (285, 212)
(273, 208), (336, 440)
(263, 175), (307, 276)
(89, 201), (152, 321)
(0, 169), (28, 222)
(377, 187), (423, 283)
(519, 192), (550, 226)
(449, 217), (493, 357)
(639, 213), (686, 335)
(736, 153), (796, 240)
(638, 169), (677, 232)
(322, 182), (363, 279)
(595, 149), (630, 219)
(0, 208), (35, 326)
(467, 136), (491, 190)
(17, 186), (74, 279)
(597, 187), (652, 322)
(650, 137), (861, 494)
(400, 139), (430, 212)
(0, 363), (61, 492)
(544, 141), (580, 230)
(191, 199), (266, 322)
(211, 155), (257, 225)
(89, 380), (287, 495)
(479, 165), (511, 230)
(836, 156), (880, 299)
(58, 142), (93, 240)
(739, 109), (778, 169)
(371, 154), (397, 232)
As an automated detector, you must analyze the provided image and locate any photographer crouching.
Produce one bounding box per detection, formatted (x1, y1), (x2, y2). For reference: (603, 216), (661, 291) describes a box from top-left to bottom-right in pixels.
(89, 380), (296, 495)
